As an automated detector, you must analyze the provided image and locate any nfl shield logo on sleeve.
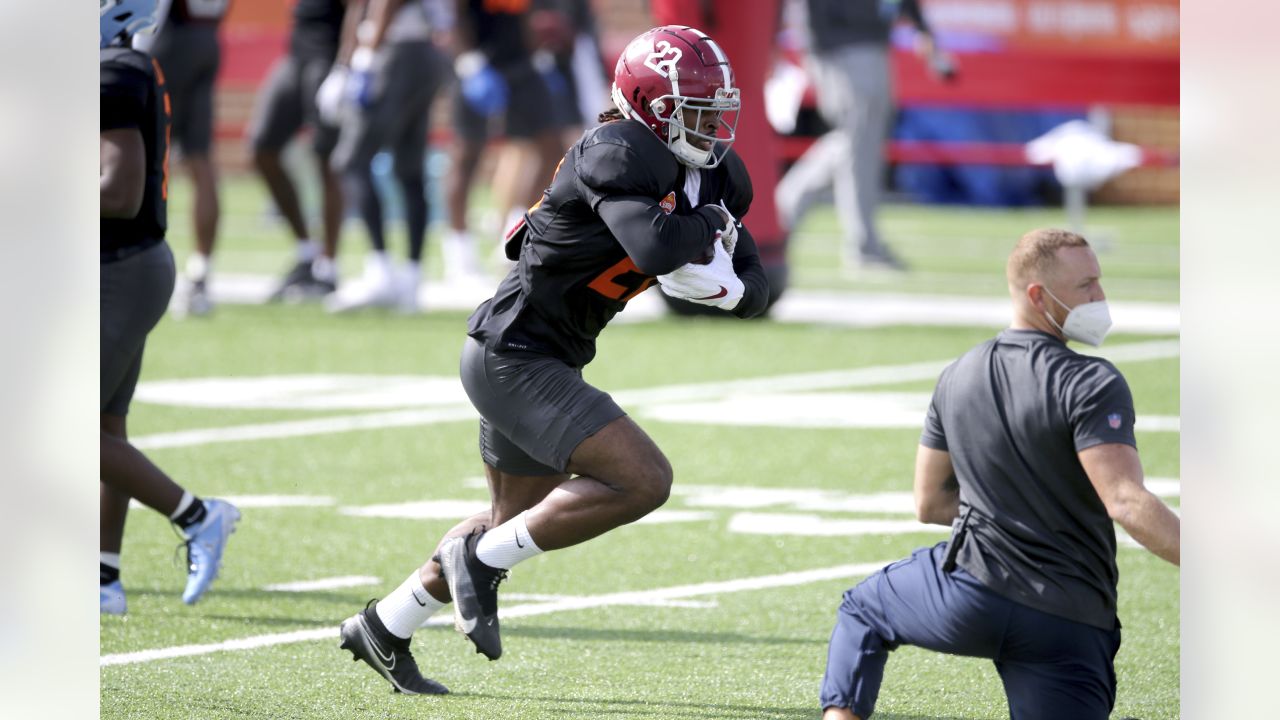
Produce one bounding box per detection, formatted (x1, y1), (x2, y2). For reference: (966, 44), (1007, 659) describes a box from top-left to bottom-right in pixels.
(1107, 413), (1122, 429)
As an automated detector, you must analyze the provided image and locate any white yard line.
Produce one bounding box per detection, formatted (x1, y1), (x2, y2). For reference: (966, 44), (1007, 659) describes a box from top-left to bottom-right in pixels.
(100, 561), (888, 667)
(262, 576), (381, 593)
(133, 406), (479, 450)
(132, 341), (1179, 450)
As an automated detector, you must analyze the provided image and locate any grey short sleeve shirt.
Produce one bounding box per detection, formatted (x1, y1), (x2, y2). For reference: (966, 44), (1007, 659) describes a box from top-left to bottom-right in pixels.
(921, 329), (1136, 629)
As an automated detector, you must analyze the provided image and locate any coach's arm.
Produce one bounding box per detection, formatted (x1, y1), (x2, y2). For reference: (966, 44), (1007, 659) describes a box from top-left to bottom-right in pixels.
(914, 445), (959, 526)
(1080, 442), (1180, 566)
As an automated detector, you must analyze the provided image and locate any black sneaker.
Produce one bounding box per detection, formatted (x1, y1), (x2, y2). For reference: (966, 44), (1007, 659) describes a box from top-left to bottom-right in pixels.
(339, 601), (449, 695)
(267, 261), (315, 303)
(437, 529), (507, 660)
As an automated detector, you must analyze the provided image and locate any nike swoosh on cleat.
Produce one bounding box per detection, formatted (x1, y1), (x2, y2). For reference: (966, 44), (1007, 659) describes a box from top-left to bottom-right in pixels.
(363, 620), (396, 668)
(694, 286), (728, 300)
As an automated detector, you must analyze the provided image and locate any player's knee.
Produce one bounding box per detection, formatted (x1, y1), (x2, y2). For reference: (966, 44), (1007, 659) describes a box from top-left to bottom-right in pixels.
(632, 453), (672, 513)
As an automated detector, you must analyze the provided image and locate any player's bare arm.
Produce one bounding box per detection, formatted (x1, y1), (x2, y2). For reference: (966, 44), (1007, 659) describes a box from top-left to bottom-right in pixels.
(100, 128), (146, 218)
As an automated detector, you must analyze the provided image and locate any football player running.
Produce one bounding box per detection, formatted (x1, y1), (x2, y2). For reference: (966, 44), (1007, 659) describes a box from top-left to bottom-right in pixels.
(338, 25), (768, 694)
(100, 0), (239, 614)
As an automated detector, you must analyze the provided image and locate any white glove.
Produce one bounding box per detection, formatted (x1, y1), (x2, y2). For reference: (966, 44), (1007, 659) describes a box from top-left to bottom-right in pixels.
(315, 64), (350, 126)
(713, 200), (738, 256)
(657, 239), (744, 311)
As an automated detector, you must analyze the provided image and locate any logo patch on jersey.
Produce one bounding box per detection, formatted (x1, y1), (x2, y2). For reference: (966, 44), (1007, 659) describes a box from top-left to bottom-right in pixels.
(1107, 412), (1122, 429)
(659, 191), (677, 214)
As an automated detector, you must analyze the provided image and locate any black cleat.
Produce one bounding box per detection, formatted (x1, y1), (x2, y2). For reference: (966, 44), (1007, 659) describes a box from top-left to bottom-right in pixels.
(267, 261), (334, 303)
(438, 529), (507, 660)
(339, 602), (449, 695)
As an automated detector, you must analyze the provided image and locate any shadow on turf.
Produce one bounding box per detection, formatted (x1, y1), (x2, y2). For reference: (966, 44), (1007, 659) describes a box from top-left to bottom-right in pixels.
(457, 692), (973, 720)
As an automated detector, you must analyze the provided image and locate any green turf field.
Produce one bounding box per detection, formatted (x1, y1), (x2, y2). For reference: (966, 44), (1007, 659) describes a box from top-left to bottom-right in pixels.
(101, 174), (1179, 719)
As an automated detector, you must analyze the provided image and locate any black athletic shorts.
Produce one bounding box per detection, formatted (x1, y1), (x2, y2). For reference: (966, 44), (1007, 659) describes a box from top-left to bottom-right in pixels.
(330, 41), (448, 176)
(459, 336), (625, 475)
(151, 23), (220, 155)
(101, 242), (176, 416)
(452, 58), (556, 142)
(247, 53), (340, 156)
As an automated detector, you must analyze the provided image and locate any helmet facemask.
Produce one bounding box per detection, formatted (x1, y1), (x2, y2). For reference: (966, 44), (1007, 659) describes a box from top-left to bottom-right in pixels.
(651, 87), (741, 169)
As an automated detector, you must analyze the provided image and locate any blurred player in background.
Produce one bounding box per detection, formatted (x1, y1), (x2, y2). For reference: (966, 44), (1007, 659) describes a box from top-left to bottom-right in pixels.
(134, 0), (229, 317)
(776, 0), (954, 273)
(819, 230), (1180, 719)
(532, 0), (608, 148)
(337, 25), (769, 694)
(249, 0), (349, 301)
(319, 0), (452, 313)
(440, 0), (563, 286)
(100, 0), (240, 615)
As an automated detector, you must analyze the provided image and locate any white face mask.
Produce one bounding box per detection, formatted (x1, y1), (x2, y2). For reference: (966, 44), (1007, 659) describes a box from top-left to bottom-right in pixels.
(1042, 287), (1112, 346)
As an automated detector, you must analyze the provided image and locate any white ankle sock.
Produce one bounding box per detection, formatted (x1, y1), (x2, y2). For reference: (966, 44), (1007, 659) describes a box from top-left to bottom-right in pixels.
(186, 253), (211, 281)
(476, 511), (543, 570)
(296, 239), (319, 262)
(168, 491), (194, 521)
(375, 571), (446, 639)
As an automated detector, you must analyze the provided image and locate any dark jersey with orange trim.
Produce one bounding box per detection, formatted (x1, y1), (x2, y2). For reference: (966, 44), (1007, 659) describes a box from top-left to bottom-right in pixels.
(291, 0), (345, 61)
(466, 118), (769, 367)
(460, 0), (532, 67)
(101, 47), (169, 260)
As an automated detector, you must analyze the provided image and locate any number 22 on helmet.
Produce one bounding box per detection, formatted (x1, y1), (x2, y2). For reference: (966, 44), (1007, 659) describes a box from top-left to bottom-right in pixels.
(610, 25), (742, 169)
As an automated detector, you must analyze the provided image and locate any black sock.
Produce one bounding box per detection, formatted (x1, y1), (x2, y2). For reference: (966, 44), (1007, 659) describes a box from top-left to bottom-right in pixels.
(174, 498), (208, 530)
(101, 562), (120, 585)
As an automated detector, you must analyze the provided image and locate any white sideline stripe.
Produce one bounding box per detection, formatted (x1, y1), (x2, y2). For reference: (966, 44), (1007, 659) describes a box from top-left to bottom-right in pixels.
(100, 561), (887, 667)
(131, 341), (1178, 450)
(263, 576), (381, 593)
(128, 494), (335, 510)
(133, 406), (479, 450)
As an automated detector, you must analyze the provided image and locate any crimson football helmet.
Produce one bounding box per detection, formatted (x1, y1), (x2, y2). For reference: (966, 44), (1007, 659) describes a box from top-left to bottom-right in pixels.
(611, 25), (741, 169)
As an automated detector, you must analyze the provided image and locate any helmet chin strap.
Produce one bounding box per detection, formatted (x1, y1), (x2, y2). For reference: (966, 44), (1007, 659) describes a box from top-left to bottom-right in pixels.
(668, 125), (711, 168)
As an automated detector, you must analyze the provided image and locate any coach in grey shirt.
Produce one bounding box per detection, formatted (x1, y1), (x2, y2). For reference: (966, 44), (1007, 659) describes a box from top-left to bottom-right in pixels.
(777, 0), (952, 272)
(819, 228), (1180, 720)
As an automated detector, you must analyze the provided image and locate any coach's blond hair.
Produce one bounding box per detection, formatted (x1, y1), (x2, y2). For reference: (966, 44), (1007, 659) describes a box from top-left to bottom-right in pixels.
(1006, 228), (1090, 289)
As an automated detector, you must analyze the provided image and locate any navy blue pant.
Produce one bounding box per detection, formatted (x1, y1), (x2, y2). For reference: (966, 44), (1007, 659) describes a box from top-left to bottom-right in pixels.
(821, 543), (1121, 719)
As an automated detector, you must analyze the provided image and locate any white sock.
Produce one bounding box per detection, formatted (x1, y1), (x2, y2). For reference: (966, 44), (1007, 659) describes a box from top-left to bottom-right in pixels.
(186, 253), (211, 282)
(296, 239), (319, 262)
(100, 552), (121, 570)
(375, 571), (446, 639)
(168, 491), (194, 521)
(311, 255), (335, 281)
(476, 511), (543, 570)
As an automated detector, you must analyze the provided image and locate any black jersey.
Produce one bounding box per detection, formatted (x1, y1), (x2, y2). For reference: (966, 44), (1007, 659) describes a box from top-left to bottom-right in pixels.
(467, 119), (769, 367)
(460, 0), (531, 67)
(290, 0), (345, 61)
(167, 0), (231, 25)
(921, 329), (1137, 630)
(101, 47), (169, 261)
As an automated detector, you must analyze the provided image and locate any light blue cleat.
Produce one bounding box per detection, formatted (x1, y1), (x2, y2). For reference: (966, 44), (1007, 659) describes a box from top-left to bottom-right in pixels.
(181, 499), (240, 604)
(100, 580), (127, 615)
